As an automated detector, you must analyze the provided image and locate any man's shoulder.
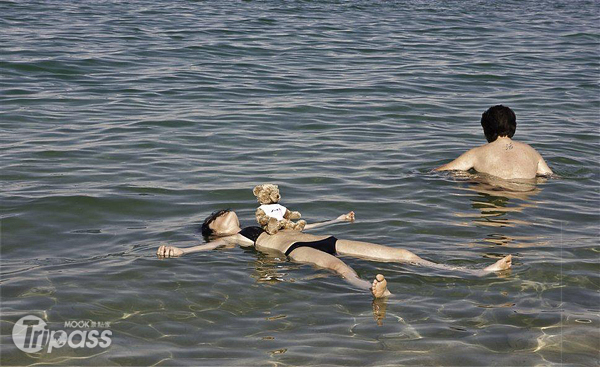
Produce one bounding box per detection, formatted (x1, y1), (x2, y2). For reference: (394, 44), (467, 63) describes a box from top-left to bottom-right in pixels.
(512, 141), (543, 155)
(512, 140), (534, 148)
(467, 144), (488, 155)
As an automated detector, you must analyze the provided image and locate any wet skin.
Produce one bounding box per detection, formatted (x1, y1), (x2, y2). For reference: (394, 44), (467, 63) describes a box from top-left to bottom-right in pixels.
(157, 211), (512, 298)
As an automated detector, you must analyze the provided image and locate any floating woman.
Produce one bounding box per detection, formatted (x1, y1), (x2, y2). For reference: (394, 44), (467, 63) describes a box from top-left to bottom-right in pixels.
(157, 210), (512, 298)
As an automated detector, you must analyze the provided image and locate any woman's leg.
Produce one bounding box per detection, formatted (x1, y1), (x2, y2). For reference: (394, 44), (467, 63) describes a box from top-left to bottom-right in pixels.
(287, 247), (391, 298)
(335, 239), (512, 276)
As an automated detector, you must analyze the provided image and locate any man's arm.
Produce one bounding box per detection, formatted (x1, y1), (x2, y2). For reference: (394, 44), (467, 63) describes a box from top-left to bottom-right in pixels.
(434, 148), (477, 172)
(304, 211), (355, 231)
(536, 156), (553, 176)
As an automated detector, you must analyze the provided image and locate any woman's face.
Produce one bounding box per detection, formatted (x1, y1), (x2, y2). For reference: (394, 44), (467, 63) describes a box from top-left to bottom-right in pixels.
(209, 211), (240, 236)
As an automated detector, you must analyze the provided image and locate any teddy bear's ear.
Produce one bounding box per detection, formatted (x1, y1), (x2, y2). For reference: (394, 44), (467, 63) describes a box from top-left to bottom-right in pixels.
(268, 184), (279, 194)
(253, 185), (263, 197)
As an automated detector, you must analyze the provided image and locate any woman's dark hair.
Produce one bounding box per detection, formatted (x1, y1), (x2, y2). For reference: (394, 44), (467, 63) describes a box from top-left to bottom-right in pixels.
(200, 209), (231, 241)
(480, 105), (517, 143)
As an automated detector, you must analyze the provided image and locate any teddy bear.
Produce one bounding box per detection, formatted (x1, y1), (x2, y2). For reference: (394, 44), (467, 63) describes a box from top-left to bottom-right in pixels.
(253, 184), (306, 235)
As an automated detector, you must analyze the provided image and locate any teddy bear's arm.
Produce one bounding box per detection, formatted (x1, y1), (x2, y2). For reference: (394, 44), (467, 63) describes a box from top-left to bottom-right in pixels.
(255, 208), (270, 226)
(284, 208), (302, 220)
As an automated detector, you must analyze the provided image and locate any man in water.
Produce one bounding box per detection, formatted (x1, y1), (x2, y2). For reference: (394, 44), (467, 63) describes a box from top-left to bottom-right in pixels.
(435, 105), (553, 179)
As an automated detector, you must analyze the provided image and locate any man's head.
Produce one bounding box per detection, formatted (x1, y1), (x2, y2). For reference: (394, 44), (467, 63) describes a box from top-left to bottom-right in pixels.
(481, 105), (516, 143)
(201, 209), (239, 240)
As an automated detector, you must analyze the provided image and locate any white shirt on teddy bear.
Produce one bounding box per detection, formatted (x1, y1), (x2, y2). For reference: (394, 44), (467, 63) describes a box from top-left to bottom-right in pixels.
(259, 204), (287, 221)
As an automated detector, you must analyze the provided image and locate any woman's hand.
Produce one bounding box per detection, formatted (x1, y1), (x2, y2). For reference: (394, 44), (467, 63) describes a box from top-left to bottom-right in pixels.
(157, 245), (184, 258)
(303, 212), (355, 231)
(337, 211), (355, 222)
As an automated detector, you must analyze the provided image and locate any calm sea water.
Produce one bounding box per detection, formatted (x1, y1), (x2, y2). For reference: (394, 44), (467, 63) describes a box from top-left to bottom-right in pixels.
(1, 0), (599, 365)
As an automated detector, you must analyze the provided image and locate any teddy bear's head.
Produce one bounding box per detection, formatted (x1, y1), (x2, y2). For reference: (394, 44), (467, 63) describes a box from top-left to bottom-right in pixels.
(253, 184), (281, 204)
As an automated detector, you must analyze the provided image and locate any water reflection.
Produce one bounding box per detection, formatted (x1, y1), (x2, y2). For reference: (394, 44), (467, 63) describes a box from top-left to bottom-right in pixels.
(451, 171), (546, 229)
(248, 251), (391, 325)
(247, 251), (294, 284)
(478, 233), (550, 248)
(447, 172), (551, 249)
(372, 298), (388, 326)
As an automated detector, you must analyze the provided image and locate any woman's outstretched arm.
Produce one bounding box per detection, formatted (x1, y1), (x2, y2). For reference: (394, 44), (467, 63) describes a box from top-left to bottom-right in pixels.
(303, 211), (355, 231)
(156, 232), (256, 258)
(157, 239), (228, 257)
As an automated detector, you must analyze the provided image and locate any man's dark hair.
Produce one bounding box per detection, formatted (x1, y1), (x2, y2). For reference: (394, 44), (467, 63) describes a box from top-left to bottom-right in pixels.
(200, 209), (231, 241)
(480, 105), (517, 143)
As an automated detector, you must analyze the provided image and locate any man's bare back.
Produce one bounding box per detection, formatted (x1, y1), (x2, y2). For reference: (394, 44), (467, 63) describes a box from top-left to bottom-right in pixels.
(435, 105), (552, 180)
(436, 136), (552, 179)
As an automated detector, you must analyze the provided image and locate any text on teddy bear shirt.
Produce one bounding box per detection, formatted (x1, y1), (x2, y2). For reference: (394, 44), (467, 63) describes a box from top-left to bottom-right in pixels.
(259, 204), (287, 221)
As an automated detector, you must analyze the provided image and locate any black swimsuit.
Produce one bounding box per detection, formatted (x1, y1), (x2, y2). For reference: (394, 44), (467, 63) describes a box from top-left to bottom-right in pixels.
(284, 236), (338, 256)
(237, 226), (338, 256)
(238, 226), (265, 244)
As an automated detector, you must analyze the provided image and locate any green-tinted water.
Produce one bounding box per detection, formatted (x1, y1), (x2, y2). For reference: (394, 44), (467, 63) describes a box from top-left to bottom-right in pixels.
(1, 0), (599, 365)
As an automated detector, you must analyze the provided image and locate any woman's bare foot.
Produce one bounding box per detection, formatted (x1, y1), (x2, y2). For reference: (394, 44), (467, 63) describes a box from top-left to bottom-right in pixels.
(370, 274), (392, 298)
(483, 255), (512, 272)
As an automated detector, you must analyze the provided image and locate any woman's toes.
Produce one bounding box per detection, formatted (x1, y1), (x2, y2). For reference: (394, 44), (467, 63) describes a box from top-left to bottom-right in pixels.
(484, 255), (513, 272)
(371, 274), (391, 298)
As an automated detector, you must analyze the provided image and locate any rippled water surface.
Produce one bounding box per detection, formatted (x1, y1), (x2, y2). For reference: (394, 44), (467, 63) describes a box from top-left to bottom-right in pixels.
(1, 0), (599, 365)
